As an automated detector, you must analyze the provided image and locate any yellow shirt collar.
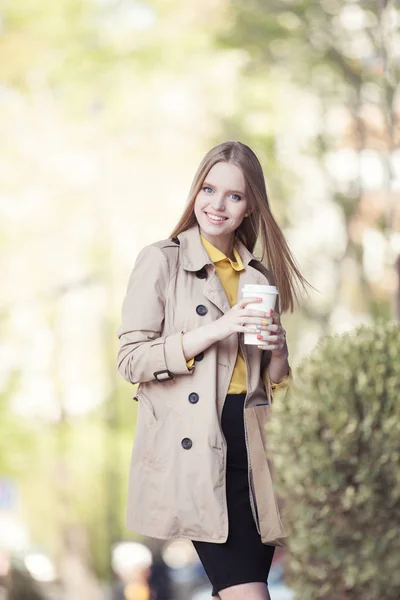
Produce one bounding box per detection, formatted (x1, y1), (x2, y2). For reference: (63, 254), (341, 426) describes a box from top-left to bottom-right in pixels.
(200, 235), (245, 272)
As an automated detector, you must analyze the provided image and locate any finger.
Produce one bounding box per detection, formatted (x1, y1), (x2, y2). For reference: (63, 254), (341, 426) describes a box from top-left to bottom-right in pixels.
(240, 311), (271, 320)
(257, 344), (280, 351)
(242, 316), (274, 325)
(235, 296), (263, 310)
(255, 324), (276, 332)
(266, 325), (285, 339)
(257, 344), (282, 351)
(255, 334), (279, 343)
(269, 309), (281, 325)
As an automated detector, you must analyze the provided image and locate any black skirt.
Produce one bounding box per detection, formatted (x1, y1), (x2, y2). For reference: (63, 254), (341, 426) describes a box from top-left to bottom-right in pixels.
(192, 393), (275, 597)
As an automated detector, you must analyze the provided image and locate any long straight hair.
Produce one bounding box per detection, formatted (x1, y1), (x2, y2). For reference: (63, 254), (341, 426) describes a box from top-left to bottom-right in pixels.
(170, 141), (311, 313)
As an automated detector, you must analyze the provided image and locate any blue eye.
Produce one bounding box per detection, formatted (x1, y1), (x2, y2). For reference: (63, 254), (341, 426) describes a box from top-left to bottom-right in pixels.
(202, 186), (241, 200)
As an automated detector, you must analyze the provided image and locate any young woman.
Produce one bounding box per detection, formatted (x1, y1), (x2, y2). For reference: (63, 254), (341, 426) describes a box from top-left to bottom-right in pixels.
(117, 141), (309, 600)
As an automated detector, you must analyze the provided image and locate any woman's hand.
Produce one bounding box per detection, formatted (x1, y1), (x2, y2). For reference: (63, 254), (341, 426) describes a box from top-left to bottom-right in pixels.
(212, 297), (272, 343)
(256, 309), (288, 358)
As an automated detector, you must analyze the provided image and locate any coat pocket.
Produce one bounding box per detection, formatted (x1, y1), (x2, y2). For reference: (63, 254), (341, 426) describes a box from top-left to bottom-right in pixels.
(137, 392), (158, 428)
(135, 392), (172, 468)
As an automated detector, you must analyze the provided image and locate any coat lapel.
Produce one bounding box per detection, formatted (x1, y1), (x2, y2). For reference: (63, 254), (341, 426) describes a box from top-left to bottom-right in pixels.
(204, 269), (231, 315)
(178, 223), (265, 315)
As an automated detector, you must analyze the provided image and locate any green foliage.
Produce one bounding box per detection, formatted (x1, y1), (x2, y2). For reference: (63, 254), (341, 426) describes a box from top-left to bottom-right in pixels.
(18, 383), (138, 581)
(216, 0), (399, 329)
(0, 370), (37, 476)
(268, 321), (400, 599)
(218, 1), (391, 90)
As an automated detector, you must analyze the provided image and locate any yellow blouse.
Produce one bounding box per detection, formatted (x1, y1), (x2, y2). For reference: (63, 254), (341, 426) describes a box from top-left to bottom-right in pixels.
(182, 235), (290, 398)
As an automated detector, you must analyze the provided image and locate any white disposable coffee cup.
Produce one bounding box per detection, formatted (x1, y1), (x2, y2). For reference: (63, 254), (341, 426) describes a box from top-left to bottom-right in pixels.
(241, 284), (279, 346)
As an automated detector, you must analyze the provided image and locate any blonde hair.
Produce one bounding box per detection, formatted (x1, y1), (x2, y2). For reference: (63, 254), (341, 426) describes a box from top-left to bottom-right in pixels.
(170, 140), (311, 313)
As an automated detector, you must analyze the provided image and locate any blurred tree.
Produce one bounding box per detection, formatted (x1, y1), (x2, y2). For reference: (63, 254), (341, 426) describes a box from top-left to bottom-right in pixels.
(0, 370), (21, 474)
(216, 0), (399, 326)
(0, 0), (238, 588)
(0, 335), (36, 477)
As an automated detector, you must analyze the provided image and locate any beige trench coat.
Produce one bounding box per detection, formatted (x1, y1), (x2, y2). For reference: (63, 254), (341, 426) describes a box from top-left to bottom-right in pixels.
(117, 223), (287, 546)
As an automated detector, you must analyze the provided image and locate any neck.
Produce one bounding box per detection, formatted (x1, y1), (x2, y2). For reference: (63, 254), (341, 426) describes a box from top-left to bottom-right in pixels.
(200, 231), (236, 261)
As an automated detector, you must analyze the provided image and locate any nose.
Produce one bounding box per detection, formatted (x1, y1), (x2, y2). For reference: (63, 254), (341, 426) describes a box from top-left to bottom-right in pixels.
(211, 195), (225, 211)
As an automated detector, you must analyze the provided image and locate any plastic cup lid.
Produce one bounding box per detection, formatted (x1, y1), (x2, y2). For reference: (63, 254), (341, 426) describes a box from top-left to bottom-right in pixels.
(242, 284), (278, 294)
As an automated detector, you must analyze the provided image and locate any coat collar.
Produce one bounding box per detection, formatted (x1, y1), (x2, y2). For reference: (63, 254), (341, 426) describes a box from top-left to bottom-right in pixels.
(177, 222), (267, 318)
(178, 222), (256, 272)
(200, 235), (245, 272)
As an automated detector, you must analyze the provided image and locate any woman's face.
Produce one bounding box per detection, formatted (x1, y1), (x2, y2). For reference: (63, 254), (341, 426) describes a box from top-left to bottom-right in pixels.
(194, 162), (248, 242)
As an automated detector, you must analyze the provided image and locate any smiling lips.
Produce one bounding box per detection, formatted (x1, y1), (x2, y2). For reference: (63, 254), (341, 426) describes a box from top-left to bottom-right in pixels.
(204, 211), (228, 224)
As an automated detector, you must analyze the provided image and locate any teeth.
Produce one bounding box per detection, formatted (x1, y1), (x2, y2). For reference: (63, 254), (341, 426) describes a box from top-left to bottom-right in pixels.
(206, 213), (227, 221)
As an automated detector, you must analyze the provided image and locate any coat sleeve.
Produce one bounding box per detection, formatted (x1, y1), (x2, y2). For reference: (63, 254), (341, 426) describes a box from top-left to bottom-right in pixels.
(117, 245), (195, 385)
(263, 367), (292, 403)
(259, 284), (292, 402)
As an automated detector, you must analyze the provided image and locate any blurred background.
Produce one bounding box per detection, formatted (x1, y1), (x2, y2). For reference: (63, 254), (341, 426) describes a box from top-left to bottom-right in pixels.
(0, 0), (399, 598)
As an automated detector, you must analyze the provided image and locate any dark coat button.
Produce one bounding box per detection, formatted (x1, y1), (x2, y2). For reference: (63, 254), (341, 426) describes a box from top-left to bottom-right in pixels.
(194, 352), (204, 362)
(181, 438), (193, 450)
(196, 304), (208, 316)
(196, 268), (208, 279)
(188, 392), (199, 404)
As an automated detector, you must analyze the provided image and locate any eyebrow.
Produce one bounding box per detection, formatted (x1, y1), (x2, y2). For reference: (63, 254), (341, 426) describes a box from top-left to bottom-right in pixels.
(203, 181), (245, 195)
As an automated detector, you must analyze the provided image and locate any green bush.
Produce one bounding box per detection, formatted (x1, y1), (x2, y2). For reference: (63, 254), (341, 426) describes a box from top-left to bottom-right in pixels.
(268, 320), (400, 600)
